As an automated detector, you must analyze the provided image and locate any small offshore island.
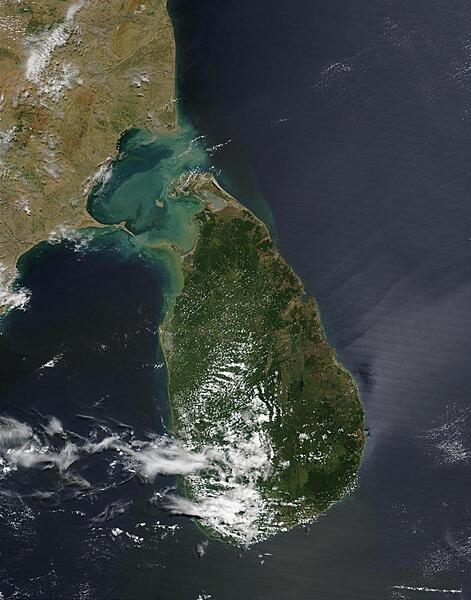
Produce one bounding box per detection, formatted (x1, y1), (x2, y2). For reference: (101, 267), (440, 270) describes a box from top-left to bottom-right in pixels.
(0, 0), (364, 546)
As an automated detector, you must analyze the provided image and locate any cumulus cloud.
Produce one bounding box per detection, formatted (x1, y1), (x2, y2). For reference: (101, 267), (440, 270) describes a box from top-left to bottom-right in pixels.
(9, 441), (79, 472)
(0, 266), (30, 312)
(25, 0), (86, 85)
(165, 486), (265, 545)
(124, 437), (210, 479)
(0, 413), (276, 545)
(0, 417), (33, 449)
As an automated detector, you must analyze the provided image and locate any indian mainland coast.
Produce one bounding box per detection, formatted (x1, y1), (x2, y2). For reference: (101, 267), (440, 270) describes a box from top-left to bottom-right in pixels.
(0, 0), (364, 545)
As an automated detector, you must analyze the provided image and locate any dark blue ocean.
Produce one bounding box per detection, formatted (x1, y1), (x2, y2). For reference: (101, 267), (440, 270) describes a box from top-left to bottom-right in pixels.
(169, 0), (471, 597)
(0, 0), (470, 598)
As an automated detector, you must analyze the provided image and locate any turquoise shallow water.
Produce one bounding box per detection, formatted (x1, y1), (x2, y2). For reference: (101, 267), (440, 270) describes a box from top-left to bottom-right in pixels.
(0, 108), (288, 598)
(0, 121), (231, 600)
(1, 0), (469, 594)
(87, 125), (210, 254)
(168, 0), (471, 597)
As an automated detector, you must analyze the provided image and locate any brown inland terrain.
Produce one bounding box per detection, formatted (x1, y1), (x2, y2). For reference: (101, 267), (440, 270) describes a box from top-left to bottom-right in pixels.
(0, 0), (176, 310)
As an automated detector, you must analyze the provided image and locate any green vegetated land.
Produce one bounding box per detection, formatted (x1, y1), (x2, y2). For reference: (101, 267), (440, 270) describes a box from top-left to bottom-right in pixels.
(85, 120), (364, 542)
(162, 196), (364, 541)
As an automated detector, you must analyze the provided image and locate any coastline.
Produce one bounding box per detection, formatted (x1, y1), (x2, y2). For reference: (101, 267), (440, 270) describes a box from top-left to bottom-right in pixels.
(0, 0), (177, 315)
(0, 0), (364, 548)
(158, 171), (364, 544)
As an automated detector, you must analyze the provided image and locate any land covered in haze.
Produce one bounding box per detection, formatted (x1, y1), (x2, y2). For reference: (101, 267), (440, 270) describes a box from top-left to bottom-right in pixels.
(0, 0), (175, 309)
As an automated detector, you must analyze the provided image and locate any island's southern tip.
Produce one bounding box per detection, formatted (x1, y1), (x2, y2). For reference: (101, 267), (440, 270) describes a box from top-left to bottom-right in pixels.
(0, 0), (364, 547)
(160, 175), (365, 545)
(87, 125), (365, 545)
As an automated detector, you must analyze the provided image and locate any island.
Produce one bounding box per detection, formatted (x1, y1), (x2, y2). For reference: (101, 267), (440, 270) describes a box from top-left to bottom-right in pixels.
(0, 0), (364, 546)
(160, 176), (364, 544)
(86, 125), (365, 544)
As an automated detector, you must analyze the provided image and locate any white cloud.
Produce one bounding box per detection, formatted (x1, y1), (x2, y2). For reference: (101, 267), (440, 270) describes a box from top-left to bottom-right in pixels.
(25, 1), (86, 85)
(0, 265), (30, 312)
(125, 437), (210, 478)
